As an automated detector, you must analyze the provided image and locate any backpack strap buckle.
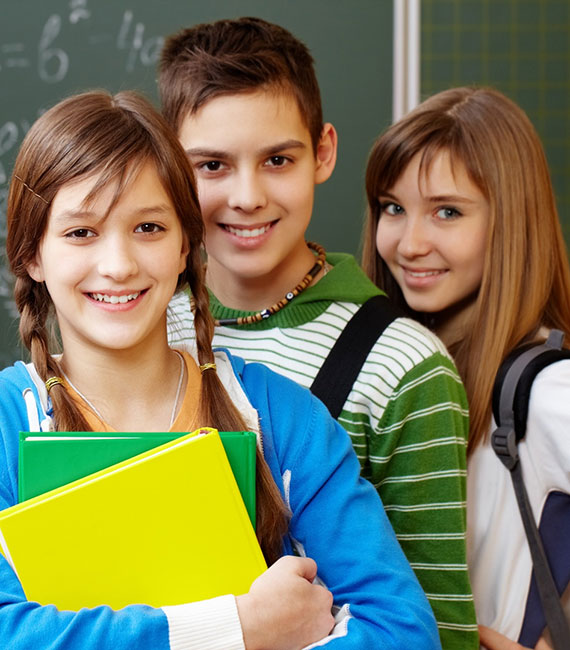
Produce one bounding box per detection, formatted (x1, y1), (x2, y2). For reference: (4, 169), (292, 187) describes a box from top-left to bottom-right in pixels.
(491, 425), (519, 470)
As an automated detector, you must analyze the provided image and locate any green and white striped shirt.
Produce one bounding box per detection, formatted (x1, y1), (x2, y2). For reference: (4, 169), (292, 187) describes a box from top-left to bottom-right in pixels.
(167, 253), (478, 649)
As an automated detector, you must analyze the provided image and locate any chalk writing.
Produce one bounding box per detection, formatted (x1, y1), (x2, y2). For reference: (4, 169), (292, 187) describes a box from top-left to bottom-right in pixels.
(0, 122), (18, 186)
(117, 10), (164, 73)
(2, 3), (161, 84)
(0, 43), (30, 72)
(69, 0), (91, 24)
(38, 15), (69, 83)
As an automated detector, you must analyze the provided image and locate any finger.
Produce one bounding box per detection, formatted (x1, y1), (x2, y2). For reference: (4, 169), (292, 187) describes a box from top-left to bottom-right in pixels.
(289, 555), (318, 582)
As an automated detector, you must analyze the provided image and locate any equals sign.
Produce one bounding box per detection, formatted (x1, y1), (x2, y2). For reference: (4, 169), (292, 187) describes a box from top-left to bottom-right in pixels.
(1, 44), (30, 70)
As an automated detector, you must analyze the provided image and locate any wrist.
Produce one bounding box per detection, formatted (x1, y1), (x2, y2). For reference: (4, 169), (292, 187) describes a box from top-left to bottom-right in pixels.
(236, 593), (261, 650)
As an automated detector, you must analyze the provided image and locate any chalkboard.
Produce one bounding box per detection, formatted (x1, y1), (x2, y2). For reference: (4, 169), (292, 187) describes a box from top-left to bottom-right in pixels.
(0, 0), (392, 366)
(422, 0), (570, 245)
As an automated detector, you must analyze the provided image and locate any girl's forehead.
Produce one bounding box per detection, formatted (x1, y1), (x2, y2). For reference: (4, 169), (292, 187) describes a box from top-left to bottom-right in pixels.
(49, 162), (173, 224)
(413, 146), (472, 189)
(51, 173), (110, 211)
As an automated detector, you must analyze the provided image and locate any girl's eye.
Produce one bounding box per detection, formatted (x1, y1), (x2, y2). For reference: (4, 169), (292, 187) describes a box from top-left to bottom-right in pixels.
(265, 155), (288, 168)
(199, 161), (223, 172)
(65, 228), (95, 239)
(380, 201), (404, 216)
(135, 223), (163, 234)
(436, 207), (461, 219)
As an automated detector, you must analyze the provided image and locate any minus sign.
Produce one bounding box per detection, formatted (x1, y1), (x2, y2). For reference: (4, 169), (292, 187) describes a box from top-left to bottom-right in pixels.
(5, 60), (30, 68)
(1, 44), (25, 53)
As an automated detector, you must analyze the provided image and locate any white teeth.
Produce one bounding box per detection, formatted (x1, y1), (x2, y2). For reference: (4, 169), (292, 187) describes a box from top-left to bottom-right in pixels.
(91, 292), (140, 304)
(225, 224), (271, 238)
(407, 270), (443, 278)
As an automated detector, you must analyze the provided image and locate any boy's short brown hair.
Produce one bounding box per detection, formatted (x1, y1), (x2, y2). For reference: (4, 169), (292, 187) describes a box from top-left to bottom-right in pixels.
(159, 17), (324, 152)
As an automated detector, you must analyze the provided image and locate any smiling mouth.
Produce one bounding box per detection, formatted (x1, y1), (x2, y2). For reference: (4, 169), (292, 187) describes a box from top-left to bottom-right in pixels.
(222, 222), (276, 238)
(404, 269), (446, 278)
(88, 291), (143, 304)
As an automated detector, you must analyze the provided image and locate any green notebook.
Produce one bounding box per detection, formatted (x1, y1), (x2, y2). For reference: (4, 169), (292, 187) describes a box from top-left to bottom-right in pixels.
(18, 430), (257, 527)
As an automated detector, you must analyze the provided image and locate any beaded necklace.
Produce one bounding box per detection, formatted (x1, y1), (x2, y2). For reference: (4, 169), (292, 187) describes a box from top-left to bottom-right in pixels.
(215, 241), (327, 326)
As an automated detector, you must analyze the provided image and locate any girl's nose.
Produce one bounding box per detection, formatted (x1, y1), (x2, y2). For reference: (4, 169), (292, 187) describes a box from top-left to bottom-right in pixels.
(97, 237), (138, 281)
(397, 216), (432, 258)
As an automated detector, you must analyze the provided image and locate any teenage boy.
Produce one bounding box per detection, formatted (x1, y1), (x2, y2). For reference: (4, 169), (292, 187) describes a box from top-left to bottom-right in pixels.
(159, 17), (477, 649)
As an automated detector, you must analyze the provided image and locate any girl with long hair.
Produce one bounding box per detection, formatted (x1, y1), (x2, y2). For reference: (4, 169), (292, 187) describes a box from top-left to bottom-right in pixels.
(363, 86), (570, 649)
(0, 89), (439, 650)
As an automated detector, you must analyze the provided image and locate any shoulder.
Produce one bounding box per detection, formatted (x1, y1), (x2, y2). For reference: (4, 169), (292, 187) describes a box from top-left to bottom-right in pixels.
(0, 361), (35, 398)
(0, 362), (45, 427)
(526, 358), (570, 448)
(221, 347), (315, 409)
(355, 316), (467, 429)
(387, 316), (451, 357)
(364, 314), (459, 383)
(212, 346), (317, 431)
(310, 295), (452, 370)
(0, 363), (39, 494)
(219, 347), (330, 454)
(528, 355), (570, 393)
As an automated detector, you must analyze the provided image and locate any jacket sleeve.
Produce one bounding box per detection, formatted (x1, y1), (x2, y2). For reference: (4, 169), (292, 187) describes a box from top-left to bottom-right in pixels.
(374, 352), (478, 649)
(242, 362), (442, 650)
(0, 374), (245, 650)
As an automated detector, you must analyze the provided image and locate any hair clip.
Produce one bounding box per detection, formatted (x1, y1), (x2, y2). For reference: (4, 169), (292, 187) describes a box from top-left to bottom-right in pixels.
(14, 175), (49, 205)
(199, 362), (217, 373)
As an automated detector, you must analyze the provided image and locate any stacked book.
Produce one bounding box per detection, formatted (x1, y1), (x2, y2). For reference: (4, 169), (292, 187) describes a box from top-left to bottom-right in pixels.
(0, 428), (264, 610)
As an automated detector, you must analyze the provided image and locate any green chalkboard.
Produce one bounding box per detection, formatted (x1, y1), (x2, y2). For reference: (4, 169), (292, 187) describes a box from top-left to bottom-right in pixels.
(0, 0), (392, 366)
(422, 0), (570, 246)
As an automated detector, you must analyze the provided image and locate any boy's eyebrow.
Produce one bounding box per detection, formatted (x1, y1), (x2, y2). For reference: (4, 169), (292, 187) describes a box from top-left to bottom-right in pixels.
(185, 147), (229, 159)
(185, 139), (307, 159)
(259, 139), (306, 156)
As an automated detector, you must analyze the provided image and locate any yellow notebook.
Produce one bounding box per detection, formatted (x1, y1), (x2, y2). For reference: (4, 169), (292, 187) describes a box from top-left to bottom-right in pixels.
(0, 428), (266, 610)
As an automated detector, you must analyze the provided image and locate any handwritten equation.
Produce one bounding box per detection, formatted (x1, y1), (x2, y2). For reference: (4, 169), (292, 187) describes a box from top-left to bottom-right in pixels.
(1, 5), (163, 82)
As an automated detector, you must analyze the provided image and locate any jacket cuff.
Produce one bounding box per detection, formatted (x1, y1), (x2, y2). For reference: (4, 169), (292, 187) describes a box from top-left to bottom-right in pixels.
(162, 594), (245, 650)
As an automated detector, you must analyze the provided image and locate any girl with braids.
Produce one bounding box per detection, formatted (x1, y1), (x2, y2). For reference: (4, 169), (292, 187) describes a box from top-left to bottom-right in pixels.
(0, 90), (440, 650)
(363, 86), (570, 650)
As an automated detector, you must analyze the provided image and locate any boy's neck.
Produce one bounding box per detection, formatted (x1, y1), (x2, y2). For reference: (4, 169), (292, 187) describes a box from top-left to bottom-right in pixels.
(205, 242), (323, 312)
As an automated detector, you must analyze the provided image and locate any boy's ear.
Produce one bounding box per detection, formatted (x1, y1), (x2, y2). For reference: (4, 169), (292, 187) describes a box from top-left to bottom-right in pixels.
(314, 123), (338, 185)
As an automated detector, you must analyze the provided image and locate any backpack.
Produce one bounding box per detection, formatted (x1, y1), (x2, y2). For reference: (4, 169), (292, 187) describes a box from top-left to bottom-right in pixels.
(492, 329), (570, 649)
(310, 294), (402, 418)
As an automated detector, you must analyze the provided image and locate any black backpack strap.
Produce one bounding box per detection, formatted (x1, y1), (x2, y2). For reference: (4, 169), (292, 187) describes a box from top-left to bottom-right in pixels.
(492, 330), (570, 443)
(492, 330), (570, 649)
(310, 294), (403, 419)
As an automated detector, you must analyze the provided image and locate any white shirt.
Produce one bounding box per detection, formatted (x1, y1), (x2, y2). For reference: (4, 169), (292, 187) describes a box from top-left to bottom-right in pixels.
(467, 359), (570, 642)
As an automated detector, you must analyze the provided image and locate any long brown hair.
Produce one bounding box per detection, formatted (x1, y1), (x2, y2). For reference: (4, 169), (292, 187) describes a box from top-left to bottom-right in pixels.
(7, 90), (288, 562)
(363, 86), (570, 454)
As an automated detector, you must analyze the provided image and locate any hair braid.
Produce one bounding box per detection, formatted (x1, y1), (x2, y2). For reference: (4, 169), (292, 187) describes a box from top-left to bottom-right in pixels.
(185, 253), (289, 564)
(14, 276), (91, 432)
